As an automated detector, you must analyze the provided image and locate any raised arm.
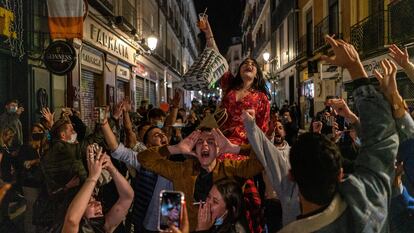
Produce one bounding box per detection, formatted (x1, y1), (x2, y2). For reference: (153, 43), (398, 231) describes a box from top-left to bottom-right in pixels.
(197, 17), (219, 52)
(103, 154), (133, 232)
(122, 101), (137, 148)
(388, 44), (414, 83)
(322, 35), (398, 183)
(62, 146), (104, 233)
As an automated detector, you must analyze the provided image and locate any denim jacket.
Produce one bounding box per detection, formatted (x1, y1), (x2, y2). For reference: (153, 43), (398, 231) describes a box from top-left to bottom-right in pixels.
(247, 83), (400, 233)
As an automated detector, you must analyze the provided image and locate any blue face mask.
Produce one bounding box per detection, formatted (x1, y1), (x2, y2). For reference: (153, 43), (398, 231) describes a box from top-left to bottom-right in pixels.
(156, 121), (164, 129)
(214, 211), (227, 226)
(45, 130), (51, 141)
(355, 137), (361, 146)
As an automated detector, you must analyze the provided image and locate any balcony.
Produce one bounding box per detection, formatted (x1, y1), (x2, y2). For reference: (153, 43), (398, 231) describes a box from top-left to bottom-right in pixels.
(389, 0), (414, 44)
(314, 14), (340, 51)
(351, 11), (387, 57)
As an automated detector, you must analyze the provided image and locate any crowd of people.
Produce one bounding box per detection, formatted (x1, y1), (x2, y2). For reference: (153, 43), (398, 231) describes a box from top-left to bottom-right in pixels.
(1, 17), (414, 233)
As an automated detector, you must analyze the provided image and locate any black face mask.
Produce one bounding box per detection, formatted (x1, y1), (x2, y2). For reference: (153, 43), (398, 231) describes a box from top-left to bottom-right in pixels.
(32, 133), (44, 141)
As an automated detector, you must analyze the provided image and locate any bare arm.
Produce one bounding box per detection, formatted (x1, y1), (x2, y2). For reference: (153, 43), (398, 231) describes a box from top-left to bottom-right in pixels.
(103, 154), (134, 233)
(198, 18), (219, 52)
(101, 121), (119, 152)
(62, 146), (104, 233)
(123, 102), (137, 148)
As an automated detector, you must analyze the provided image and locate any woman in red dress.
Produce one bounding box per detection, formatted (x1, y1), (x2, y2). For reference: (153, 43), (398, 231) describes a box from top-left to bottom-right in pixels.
(198, 17), (270, 233)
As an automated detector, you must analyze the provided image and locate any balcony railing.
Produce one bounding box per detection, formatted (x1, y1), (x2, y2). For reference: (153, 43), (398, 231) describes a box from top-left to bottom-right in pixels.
(389, 0), (414, 44)
(351, 11), (387, 57)
(314, 14), (340, 51)
(314, 16), (329, 51)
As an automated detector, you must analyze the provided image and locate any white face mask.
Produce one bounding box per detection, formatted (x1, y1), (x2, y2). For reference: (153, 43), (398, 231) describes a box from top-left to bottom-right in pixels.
(67, 133), (77, 144)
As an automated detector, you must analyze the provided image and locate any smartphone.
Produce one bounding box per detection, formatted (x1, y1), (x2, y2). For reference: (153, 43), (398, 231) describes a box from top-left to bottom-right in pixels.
(159, 190), (184, 231)
(97, 107), (106, 124)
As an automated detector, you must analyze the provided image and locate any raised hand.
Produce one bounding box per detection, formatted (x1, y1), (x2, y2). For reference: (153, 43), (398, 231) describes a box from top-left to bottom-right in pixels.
(168, 130), (201, 156)
(123, 99), (132, 112)
(86, 145), (104, 181)
(113, 101), (124, 120)
(101, 153), (117, 174)
(321, 35), (367, 79)
(211, 128), (240, 155)
(41, 107), (55, 129)
(388, 44), (410, 69)
(170, 91), (181, 109)
(374, 59), (399, 100)
(312, 121), (323, 134)
(241, 109), (255, 123)
(327, 99), (358, 124)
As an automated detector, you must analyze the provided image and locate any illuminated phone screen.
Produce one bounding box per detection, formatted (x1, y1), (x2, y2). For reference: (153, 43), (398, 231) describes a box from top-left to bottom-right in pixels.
(159, 191), (183, 231)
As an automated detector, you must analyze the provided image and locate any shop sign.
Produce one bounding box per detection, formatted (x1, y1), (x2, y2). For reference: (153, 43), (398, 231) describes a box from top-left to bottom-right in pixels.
(44, 40), (76, 75)
(133, 63), (148, 77)
(84, 16), (135, 65)
(117, 65), (130, 80)
(343, 54), (403, 82)
(81, 49), (103, 72)
(0, 7), (16, 38)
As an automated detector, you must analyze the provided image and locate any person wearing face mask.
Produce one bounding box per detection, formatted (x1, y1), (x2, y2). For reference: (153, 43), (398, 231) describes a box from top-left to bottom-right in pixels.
(194, 178), (249, 233)
(136, 125), (263, 231)
(17, 124), (48, 233)
(39, 119), (88, 226)
(199, 17), (270, 233)
(0, 99), (24, 148)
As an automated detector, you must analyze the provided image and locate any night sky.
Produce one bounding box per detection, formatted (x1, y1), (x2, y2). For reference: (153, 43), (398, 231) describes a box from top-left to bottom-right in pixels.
(194, 0), (244, 53)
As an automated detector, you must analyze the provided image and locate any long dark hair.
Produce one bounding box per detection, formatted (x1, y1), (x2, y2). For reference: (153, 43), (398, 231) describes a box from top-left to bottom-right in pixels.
(227, 58), (271, 100)
(214, 178), (249, 233)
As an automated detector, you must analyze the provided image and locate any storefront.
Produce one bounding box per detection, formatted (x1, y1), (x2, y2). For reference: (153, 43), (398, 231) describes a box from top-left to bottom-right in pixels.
(80, 46), (104, 128)
(77, 14), (137, 125)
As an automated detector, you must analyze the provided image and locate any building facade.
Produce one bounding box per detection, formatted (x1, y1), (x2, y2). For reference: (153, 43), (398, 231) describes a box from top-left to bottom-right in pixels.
(0, 0), (200, 136)
(226, 37), (243, 76)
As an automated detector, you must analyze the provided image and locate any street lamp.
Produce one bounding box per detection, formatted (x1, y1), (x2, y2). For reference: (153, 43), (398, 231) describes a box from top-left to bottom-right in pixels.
(147, 34), (158, 51)
(263, 51), (270, 62)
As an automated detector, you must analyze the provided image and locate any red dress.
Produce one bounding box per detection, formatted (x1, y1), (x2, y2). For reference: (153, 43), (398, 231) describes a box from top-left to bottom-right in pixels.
(218, 73), (270, 233)
(219, 89), (270, 160)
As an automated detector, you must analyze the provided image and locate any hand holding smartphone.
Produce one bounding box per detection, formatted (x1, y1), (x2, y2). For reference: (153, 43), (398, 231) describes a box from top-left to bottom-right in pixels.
(159, 190), (185, 232)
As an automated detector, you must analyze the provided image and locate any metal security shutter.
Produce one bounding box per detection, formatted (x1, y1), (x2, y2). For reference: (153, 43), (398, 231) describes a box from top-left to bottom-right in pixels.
(116, 80), (127, 104)
(81, 70), (97, 128)
(135, 76), (144, 107)
(149, 81), (156, 106)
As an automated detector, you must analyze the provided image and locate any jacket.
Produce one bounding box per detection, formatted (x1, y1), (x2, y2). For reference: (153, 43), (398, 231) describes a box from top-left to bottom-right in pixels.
(247, 84), (400, 233)
(137, 145), (263, 231)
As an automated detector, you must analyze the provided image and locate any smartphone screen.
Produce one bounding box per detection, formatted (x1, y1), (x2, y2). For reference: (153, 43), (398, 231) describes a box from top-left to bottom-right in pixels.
(159, 191), (183, 231)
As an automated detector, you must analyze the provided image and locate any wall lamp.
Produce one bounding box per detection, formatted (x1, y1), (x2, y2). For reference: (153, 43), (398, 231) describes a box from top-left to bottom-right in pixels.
(134, 33), (158, 57)
(263, 51), (278, 64)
